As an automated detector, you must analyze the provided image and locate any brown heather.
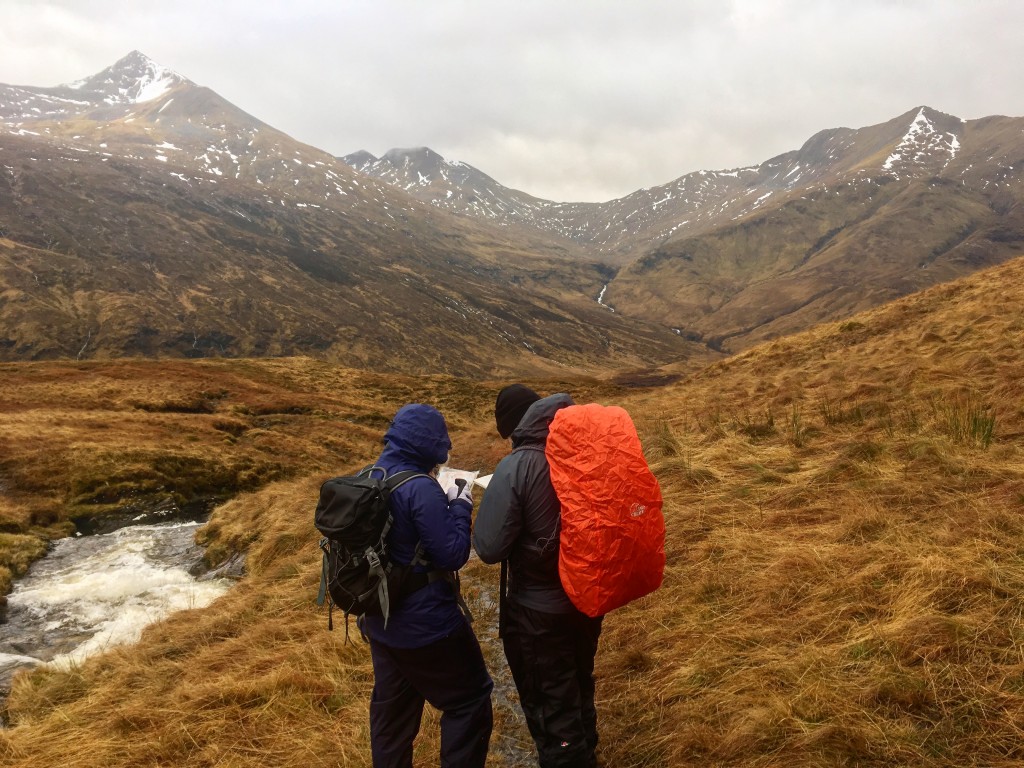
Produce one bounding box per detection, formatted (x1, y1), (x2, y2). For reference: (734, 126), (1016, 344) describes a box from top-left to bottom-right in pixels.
(2, 253), (1024, 766)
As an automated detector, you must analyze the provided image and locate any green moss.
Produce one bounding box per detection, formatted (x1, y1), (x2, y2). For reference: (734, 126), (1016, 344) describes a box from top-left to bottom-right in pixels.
(0, 533), (48, 576)
(0, 533), (49, 595)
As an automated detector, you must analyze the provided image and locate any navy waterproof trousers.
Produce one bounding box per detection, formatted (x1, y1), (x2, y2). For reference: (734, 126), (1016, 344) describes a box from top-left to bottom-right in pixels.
(368, 622), (493, 767)
(502, 600), (604, 768)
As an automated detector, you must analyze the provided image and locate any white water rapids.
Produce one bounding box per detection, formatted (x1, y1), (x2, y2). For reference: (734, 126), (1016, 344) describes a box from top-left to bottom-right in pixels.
(0, 520), (231, 691)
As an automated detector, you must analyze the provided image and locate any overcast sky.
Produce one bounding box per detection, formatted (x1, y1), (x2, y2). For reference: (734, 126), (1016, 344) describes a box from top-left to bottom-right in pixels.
(2, 0), (1021, 202)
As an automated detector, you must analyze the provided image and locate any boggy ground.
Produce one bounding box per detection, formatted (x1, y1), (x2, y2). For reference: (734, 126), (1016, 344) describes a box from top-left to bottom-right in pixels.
(0, 357), (615, 594)
(1, 254), (1024, 766)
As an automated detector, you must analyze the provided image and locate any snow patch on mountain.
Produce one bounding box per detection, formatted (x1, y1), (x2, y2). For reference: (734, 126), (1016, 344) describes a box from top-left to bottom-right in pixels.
(883, 107), (961, 176)
(65, 51), (185, 105)
(131, 70), (178, 104)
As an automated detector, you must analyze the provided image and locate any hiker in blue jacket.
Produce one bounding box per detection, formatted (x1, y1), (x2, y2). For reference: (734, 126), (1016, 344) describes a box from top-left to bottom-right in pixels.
(474, 385), (604, 768)
(361, 403), (493, 768)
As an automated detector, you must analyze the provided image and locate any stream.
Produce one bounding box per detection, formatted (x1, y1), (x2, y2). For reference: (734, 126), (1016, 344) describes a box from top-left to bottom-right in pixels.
(0, 517), (537, 763)
(0, 517), (233, 697)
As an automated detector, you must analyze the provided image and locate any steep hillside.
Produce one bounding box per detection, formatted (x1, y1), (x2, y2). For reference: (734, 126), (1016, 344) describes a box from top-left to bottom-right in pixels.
(609, 108), (1024, 351)
(7, 56), (1022, 370)
(1, 250), (1022, 765)
(351, 108), (1024, 352)
(599, 253), (1024, 765)
(0, 53), (707, 376)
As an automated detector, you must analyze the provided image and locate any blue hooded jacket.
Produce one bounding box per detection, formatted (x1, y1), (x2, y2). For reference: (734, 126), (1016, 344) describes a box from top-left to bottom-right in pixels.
(360, 403), (473, 648)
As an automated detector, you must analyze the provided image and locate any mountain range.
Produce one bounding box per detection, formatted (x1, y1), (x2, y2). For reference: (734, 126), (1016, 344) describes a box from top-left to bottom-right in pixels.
(0, 52), (699, 378)
(2, 51), (1022, 372)
(345, 108), (1023, 351)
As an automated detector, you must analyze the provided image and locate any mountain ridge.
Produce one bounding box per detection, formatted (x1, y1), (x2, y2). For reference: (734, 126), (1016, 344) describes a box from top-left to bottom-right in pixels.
(343, 104), (1023, 352)
(342, 105), (984, 263)
(0, 53), (705, 376)
(2, 53), (1022, 369)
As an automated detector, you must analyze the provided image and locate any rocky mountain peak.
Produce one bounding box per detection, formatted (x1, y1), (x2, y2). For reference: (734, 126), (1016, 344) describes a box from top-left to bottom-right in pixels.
(341, 145), (523, 213)
(380, 146), (447, 175)
(340, 150), (378, 170)
(65, 50), (189, 105)
(881, 105), (963, 178)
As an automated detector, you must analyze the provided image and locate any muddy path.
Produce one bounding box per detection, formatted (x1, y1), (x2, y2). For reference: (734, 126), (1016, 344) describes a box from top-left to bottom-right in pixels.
(462, 556), (536, 767)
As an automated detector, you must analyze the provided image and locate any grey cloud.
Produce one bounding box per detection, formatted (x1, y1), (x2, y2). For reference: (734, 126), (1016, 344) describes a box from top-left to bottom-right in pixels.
(1, 0), (1022, 201)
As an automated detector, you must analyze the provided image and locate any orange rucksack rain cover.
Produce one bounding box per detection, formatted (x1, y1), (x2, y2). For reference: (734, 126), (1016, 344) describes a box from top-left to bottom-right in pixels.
(546, 403), (665, 617)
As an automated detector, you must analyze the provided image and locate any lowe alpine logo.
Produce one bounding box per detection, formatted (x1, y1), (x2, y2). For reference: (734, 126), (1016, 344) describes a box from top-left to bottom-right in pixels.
(630, 503), (647, 518)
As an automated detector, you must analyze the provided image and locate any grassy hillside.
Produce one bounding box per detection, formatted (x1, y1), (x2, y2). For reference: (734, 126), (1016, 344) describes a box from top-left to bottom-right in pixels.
(611, 171), (1024, 353)
(0, 358), (620, 593)
(0, 133), (706, 376)
(599, 253), (1024, 765)
(2, 253), (1023, 766)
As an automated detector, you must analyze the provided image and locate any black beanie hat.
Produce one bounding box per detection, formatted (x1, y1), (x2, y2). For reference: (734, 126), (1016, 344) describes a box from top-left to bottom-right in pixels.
(495, 384), (541, 439)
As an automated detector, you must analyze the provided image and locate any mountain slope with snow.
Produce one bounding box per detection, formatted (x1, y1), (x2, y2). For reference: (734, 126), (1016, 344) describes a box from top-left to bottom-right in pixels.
(347, 106), (1024, 351)
(608, 108), (1024, 350)
(344, 107), (1004, 266)
(3, 52), (1022, 365)
(0, 53), (703, 375)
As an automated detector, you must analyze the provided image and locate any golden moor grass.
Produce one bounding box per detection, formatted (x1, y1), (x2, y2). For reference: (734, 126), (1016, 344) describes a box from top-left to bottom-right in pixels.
(0, 358), (599, 766)
(1, 359), (597, 576)
(2, 254), (1024, 765)
(585, 255), (1024, 767)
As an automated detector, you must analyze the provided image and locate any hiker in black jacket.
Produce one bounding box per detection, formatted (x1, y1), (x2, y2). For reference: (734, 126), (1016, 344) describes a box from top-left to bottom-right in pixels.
(473, 385), (604, 768)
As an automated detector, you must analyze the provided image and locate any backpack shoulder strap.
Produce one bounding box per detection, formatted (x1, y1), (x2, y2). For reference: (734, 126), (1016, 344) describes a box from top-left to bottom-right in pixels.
(354, 466), (430, 489)
(513, 444), (561, 550)
(384, 469), (432, 491)
(384, 470), (435, 569)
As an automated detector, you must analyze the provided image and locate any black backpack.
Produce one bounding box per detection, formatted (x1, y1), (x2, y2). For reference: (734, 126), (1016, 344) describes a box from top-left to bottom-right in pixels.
(314, 466), (431, 632)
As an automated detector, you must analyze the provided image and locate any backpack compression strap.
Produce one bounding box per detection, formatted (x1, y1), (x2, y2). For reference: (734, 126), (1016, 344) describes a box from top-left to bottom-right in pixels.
(378, 468), (432, 627)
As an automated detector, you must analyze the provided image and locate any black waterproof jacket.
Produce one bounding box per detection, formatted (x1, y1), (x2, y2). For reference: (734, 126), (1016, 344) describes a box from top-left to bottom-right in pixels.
(473, 393), (576, 613)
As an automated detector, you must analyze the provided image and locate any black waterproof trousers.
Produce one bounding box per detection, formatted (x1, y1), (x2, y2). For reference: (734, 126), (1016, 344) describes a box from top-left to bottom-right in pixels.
(368, 623), (494, 767)
(502, 599), (604, 768)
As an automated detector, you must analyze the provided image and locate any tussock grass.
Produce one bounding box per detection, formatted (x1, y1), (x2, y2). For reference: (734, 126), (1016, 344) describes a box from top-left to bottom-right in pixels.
(588, 255), (1024, 767)
(3, 255), (1024, 765)
(0, 536), (47, 599)
(0, 361), (622, 765)
(1, 487), (377, 767)
(0, 358), (558, 592)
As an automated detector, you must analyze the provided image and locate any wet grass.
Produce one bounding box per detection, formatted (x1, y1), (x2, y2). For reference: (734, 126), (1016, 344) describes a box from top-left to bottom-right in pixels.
(0, 359), (583, 600)
(2, 255), (1024, 765)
